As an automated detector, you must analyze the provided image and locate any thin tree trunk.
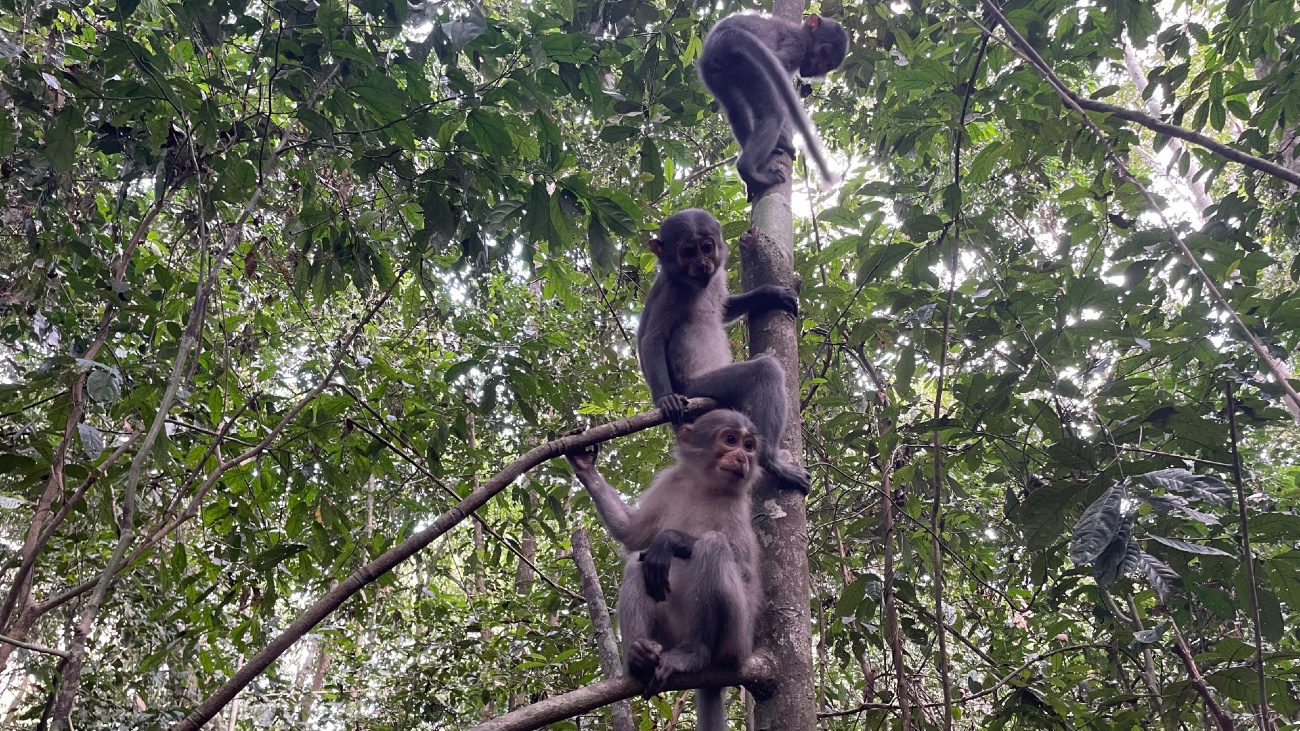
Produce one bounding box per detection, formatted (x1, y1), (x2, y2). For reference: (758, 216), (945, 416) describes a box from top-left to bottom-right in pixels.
(570, 528), (634, 731)
(510, 486), (538, 711)
(743, 3), (816, 729)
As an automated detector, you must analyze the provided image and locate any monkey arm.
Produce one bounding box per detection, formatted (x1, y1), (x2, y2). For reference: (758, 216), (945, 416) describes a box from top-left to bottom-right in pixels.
(637, 328), (689, 422)
(640, 530), (697, 602)
(723, 284), (799, 322)
(572, 464), (637, 545)
(637, 329), (677, 404)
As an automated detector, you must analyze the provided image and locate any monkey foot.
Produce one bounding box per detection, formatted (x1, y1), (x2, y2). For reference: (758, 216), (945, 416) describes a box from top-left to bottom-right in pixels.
(627, 639), (663, 678)
(766, 456), (811, 494)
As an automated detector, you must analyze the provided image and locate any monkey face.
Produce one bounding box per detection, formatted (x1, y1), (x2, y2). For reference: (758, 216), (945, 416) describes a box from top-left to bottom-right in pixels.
(652, 209), (726, 287)
(673, 235), (722, 283)
(800, 17), (849, 78)
(713, 426), (758, 482)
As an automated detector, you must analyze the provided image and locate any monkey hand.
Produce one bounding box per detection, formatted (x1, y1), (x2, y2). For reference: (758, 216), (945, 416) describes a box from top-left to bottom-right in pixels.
(773, 285), (800, 316)
(641, 552), (672, 601)
(655, 394), (690, 424)
(562, 428), (599, 473)
(641, 530), (695, 601)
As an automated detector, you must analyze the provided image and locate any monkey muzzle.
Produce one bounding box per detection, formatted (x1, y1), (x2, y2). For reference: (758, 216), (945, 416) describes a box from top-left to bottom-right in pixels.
(717, 451), (750, 479)
(687, 259), (716, 281)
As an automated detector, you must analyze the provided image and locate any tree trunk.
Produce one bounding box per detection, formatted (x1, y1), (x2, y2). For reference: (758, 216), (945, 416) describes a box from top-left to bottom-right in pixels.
(741, 2), (816, 728)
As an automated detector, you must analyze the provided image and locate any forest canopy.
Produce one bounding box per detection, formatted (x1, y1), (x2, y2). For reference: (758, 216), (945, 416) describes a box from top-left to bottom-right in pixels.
(0, 0), (1298, 728)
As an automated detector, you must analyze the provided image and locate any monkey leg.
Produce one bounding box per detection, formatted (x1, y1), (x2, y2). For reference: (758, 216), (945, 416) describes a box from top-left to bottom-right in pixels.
(685, 356), (811, 493)
(644, 531), (751, 697)
(618, 558), (666, 680)
(714, 82), (756, 151)
(738, 105), (790, 190)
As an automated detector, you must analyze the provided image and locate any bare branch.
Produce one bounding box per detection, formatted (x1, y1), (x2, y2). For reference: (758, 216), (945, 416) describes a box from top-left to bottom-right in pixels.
(469, 652), (776, 731)
(1070, 95), (1300, 187)
(0, 633), (69, 659)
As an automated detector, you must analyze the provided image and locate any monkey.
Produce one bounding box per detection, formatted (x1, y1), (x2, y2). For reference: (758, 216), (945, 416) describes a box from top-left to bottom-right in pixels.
(638, 208), (811, 493)
(698, 13), (849, 197)
(565, 409), (762, 731)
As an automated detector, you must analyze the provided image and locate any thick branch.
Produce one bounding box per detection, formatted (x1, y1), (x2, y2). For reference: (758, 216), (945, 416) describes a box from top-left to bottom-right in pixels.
(168, 399), (717, 731)
(468, 652), (777, 731)
(1071, 95), (1300, 187)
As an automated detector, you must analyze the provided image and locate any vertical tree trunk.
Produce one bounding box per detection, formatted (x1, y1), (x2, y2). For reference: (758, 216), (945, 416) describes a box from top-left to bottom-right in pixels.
(741, 2), (815, 729)
(570, 527), (635, 731)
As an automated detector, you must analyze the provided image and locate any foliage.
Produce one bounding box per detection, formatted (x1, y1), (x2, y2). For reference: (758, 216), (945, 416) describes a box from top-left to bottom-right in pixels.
(0, 0), (1298, 728)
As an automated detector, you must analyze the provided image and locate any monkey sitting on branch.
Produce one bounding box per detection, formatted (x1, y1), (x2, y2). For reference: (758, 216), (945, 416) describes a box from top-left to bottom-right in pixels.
(698, 12), (849, 198)
(638, 208), (811, 493)
(565, 409), (762, 731)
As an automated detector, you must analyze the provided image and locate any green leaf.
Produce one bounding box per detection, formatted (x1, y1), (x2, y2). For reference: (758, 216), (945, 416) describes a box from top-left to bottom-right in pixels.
(1017, 482), (1078, 552)
(1137, 551), (1180, 599)
(1145, 535), (1232, 557)
(45, 109), (80, 173)
(587, 216), (618, 274)
(857, 243), (916, 283)
(250, 543), (309, 571)
(87, 368), (122, 404)
(1070, 486), (1124, 565)
(217, 160), (258, 201)
(591, 195), (639, 237)
(0, 113), (14, 157)
(466, 109), (513, 156)
(77, 423), (104, 461)
(966, 142), (1008, 185)
(1249, 513), (1300, 541)
(1135, 469), (1231, 507)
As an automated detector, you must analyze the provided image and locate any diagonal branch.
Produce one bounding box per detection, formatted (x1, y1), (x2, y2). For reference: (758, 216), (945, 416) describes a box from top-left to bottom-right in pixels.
(1069, 95), (1300, 187)
(168, 398), (718, 731)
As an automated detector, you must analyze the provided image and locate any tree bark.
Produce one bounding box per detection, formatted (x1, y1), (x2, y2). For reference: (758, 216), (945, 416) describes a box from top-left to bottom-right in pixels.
(741, 2), (816, 729)
(570, 528), (634, 731)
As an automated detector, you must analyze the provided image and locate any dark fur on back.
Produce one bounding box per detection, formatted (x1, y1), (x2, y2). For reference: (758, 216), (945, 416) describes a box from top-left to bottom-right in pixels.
(697, 13), (848, 194)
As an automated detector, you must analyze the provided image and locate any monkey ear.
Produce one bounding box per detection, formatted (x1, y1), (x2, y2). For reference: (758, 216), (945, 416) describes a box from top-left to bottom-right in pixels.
(806, 14), (822, 29)
(676, 425), (695, 444)
(649, 238), (664, 257)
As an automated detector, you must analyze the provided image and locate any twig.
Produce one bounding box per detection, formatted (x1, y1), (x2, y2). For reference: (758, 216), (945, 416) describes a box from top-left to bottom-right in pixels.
(348, 419), (583, 602)
(168, 398), (718, 731)
(1167, 620), (1234, 731)
(1226, 382), (1272, 731)
(880, 446), (910, 730)
(819, 644), (1112, 717)
(0, 633), (69, 658)
(469, 652), (776, 731)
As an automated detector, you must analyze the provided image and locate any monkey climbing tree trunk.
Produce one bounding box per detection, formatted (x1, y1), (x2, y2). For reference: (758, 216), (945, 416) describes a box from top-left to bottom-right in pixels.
(740, 1), (816, 728)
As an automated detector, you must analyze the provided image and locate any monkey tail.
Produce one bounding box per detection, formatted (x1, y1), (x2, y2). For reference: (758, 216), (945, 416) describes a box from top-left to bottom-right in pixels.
(695, 687), (726, 731)
(730, 35), (840, 187)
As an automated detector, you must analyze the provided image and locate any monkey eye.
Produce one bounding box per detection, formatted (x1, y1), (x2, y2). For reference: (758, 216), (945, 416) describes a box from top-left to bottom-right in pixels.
(723, 433), (738, 446)
(701, 241), (714, 254)
(744, 439), (756, 452)
(681, 245), (697, 258)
